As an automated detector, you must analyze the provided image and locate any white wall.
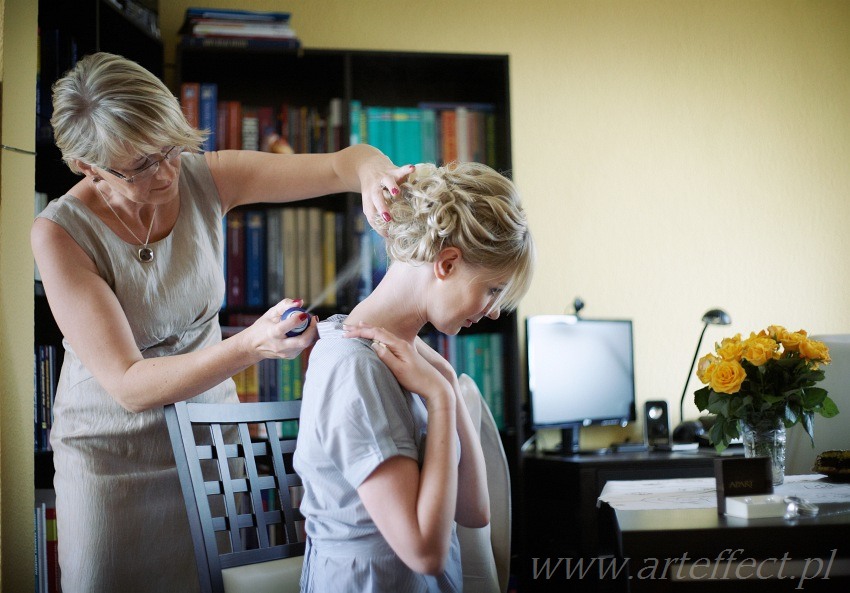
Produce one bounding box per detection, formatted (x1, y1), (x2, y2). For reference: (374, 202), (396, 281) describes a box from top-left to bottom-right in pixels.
(161, 0), (850, 439)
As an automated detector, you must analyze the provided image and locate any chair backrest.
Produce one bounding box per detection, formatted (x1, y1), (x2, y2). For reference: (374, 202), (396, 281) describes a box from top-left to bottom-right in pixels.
(457, 374), (512, 593)
(786, 335), (850, 475)
(165, 400), (305, 593)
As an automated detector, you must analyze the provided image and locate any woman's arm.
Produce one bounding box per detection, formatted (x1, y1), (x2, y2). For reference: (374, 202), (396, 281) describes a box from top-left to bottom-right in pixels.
(414, 337), (490, 528)
(207, 145), (415, 230)
(344, 325), (459, 575)
(32, 217), (315, 413)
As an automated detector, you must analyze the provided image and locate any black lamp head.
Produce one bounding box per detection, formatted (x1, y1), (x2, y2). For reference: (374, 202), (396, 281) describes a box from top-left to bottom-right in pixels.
(701, 308), (731, 326)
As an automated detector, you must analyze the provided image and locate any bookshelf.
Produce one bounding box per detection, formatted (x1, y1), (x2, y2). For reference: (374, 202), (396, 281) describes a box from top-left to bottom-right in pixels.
(174, 45), (523, 468)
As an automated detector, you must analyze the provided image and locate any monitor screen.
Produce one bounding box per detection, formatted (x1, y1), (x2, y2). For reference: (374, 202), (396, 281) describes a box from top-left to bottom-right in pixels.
(526, 316), (636, 432)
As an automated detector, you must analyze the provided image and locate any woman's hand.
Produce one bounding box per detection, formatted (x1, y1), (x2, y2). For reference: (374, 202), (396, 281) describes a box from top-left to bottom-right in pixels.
(241, 298), (318, 360)
(359, 160), (417, 235)
(343, 322), (453, 405)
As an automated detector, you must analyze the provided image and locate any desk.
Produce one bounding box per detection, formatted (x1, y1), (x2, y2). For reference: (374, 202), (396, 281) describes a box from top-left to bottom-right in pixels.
(602, 475), (850, 592)
(520, 449), (737, 592)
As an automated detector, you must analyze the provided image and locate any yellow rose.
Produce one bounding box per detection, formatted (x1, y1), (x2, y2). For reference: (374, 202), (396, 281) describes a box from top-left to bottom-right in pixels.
(778, 329), (808, 353)
(741, 333), (778, 366)
(708, 359), (747, 394)
(767, 325), (786, 340)
(799, 338), (831, 363)
(696, 353), (719, 384)
(715, 334), (744, 361)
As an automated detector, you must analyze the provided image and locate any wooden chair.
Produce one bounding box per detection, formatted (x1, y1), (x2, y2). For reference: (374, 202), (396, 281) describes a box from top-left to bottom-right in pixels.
(165, 400), (305, 593)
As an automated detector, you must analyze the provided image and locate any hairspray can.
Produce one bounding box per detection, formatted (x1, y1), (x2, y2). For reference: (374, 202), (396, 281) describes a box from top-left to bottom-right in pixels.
(281, 306), (310, 337)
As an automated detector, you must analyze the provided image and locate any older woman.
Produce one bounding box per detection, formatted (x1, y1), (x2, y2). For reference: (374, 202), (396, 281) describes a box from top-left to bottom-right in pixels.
(31, 52), (408, 593)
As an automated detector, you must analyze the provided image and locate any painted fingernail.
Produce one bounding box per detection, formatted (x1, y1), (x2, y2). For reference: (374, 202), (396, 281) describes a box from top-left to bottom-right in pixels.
(293, 298), (303, 305)
(382, 211), (392, 222)
(390, 187), (399, 195)
(298, 313), (308, 321)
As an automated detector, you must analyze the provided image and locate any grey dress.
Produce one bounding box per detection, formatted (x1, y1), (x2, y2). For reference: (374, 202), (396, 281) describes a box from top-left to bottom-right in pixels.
(38, 153), (238, 593)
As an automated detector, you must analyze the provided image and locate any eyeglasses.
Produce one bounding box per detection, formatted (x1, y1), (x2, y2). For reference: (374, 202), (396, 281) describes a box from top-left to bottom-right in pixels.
(101, 146), (182, 184)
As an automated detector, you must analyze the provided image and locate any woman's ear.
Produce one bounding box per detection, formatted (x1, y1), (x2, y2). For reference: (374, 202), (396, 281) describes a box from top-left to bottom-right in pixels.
(76, 160), (97, 178)
(434, 247), (462, 280)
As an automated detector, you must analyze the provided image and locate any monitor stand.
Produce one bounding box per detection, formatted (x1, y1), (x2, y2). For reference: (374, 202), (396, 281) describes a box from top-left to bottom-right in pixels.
(542, 426), (611, 456)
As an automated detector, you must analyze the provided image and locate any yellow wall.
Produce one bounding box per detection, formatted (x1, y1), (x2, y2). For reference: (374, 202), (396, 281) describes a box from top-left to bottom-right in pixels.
(161, 0), (850, 437)
(0, 0), (37, 590)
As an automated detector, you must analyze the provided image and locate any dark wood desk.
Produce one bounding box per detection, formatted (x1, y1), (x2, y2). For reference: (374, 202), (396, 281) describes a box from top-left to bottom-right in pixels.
(613, 504), (850, 592)
(519, 449), (737, 592)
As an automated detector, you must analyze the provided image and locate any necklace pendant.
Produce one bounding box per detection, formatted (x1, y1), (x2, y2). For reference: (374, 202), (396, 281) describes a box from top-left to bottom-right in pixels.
(138, 247), (155, 263)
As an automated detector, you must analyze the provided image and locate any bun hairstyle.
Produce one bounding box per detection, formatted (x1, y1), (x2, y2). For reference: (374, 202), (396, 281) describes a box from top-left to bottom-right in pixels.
(51, 52), (206, 174)
(380, 162), (535, 310)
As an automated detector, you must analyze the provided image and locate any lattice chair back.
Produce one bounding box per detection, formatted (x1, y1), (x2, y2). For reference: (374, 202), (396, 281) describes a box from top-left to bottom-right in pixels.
(165, 400), (305, 593)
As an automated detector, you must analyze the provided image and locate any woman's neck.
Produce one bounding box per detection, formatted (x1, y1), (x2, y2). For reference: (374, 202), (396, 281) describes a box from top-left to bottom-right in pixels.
(344, 263), (429, 343)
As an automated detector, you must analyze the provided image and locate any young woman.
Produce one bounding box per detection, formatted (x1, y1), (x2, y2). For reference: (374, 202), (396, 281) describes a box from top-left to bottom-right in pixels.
(31, 52), (409, 593)
(294, 161), (535, 592)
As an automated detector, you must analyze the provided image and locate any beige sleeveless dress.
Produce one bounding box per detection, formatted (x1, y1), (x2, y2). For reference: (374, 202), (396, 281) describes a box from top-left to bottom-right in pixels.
(38, 153), (239, 593)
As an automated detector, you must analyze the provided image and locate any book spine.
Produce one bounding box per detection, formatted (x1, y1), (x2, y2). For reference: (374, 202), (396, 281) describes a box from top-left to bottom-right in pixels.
(226, 211), (246, 306)
(180, 82), (200, 128)
(245, 210), (266, 307)
(349, 100), (363, 146)
(322, 210), (337, 307)
(199, 83), (218, 152)
(226, 101), (242, 149)
(179, 35), (301, 51)
(307, 208), (323, 304)
(266, 207), (284, 304)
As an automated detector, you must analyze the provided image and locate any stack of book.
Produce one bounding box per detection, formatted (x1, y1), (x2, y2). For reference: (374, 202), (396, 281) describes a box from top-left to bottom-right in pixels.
(178, 7), (300, 50)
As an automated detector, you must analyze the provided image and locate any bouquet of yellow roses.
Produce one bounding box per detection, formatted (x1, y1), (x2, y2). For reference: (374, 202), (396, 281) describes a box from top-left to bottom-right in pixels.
(694, 325), (839, 452)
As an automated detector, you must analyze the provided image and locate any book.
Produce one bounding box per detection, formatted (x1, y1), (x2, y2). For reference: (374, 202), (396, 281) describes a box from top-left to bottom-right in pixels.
(281, 208), (299, 298)
(179, 35), (301, 52)
(266, 208), (284, 304)
(179, 82), (200, 128)
(225, 211), (246, 307)
(241, 106), (260, 151)
(306, 208), (324, 304)
(244, 210), (266, 307)
(184, 7), (292, 24)
(349, 99), (364, 146)
(365, 106), (395, 162)
(393, 107), (423, 166)
(225, 101), (242, 149)
(199, 83), (218, 152)
(322, 210), (337, 308)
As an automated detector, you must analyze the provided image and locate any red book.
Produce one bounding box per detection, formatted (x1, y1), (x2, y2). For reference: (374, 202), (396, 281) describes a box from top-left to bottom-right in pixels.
(226, 210), (246, 306)
(180, 82), (200, 128)
(440, 109), (457, 164)
(225, 100), (242, 149)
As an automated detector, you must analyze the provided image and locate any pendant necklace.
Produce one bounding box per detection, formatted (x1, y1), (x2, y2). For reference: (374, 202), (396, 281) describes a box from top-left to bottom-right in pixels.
(93, 179), (158, 263)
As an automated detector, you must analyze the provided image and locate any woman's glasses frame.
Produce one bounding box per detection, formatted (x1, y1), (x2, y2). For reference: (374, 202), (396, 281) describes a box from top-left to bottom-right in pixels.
(101, 146), (181, 184)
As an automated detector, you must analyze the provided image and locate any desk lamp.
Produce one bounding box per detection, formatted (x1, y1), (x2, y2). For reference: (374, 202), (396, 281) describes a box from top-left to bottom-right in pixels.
(672, 308), (732, 443)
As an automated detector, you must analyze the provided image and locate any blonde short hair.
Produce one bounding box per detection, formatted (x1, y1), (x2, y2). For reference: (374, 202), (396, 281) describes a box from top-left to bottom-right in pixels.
(51, 52), (206, 174)
(380, 162), (535, 310)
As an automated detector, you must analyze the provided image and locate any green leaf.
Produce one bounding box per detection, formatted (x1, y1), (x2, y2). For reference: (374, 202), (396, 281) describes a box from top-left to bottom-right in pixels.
(694, 387), (710, 412)
(801, 387), (828, 408)
(818, 396), (840, 418)
(801, 411), (815, 446)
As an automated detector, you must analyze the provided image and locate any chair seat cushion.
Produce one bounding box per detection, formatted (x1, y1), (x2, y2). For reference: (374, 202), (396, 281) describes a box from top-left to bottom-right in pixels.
(222, 555), (303, 593)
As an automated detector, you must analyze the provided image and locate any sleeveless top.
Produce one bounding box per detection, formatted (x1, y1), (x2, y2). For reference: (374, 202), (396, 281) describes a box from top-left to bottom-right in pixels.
(37, 152), (238, 593)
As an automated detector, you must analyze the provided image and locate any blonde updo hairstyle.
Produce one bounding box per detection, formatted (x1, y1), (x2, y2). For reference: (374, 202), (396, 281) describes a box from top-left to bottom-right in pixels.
(381, 162), (535, 310)
(51, 52), (206, 174)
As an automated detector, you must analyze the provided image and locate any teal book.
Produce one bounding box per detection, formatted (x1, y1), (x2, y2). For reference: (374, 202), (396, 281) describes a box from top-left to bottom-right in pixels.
(365, 106), (395, 162)
(393, 107), (423, 166)
(349, 99), (363, 145)
(420, 108), (437, 164)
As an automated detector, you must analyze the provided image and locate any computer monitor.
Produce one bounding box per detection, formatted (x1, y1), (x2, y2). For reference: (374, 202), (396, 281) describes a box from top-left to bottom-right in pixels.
(526, 315), (637, 454)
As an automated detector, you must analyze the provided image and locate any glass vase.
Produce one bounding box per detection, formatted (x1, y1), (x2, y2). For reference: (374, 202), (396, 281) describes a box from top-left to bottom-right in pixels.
(740, 418), (787, 486)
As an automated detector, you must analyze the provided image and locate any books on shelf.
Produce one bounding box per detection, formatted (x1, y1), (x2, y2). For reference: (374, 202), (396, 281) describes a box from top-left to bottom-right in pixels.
(349, 101), (497, 167)
(34, 345), (59, 452)
(179, 6), (300, 50)
(223, 207), (347, 310)
(420, 331), (507, 429)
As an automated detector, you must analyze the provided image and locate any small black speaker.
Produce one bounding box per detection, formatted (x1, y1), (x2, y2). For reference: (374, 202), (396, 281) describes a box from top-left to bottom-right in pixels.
(644, 400), (670, 447)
